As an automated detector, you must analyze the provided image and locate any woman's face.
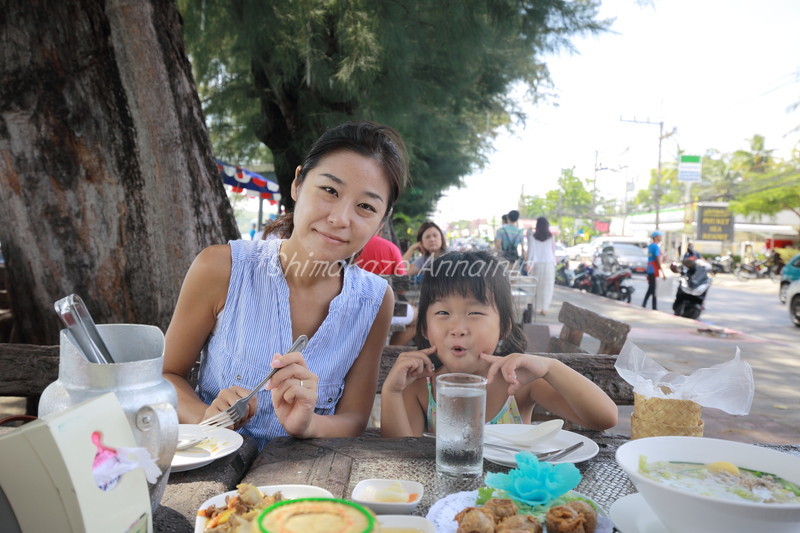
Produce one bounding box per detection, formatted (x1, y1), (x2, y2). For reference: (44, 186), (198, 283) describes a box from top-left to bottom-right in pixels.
(420, 226), (443, 254)
(290, 150), (390, 263)
(423, 293), (501, 374)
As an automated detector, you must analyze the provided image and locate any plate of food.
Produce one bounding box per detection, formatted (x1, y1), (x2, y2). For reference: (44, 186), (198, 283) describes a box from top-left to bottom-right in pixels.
(171, 424), (244, 473)
(484, 425), (598, 466)
(426, 490), (612, 533)
(194, 483), (334, 533)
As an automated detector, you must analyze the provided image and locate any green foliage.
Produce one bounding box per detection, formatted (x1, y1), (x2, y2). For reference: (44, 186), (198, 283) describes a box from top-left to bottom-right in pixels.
(179, 0), (609, 216)
(520, 167), (594, 243)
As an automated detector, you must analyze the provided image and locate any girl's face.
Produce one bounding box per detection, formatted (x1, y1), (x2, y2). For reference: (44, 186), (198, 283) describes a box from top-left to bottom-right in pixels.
(290, 151), (389, 262)
(423, 293), (501, 374)
(420, 227), (443, 254)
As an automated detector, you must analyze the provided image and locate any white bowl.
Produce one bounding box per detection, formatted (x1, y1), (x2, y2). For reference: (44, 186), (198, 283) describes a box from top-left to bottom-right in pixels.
(616, 436), (800, 533)
(377, 515), (435, 532)
(351, 478), (424, 515)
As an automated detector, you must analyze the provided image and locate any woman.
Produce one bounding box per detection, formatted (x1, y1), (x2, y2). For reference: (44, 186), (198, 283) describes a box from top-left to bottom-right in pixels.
(526, 217), (557, 315)
(163, 121), (408, 449)
(402, 221), (447, 278)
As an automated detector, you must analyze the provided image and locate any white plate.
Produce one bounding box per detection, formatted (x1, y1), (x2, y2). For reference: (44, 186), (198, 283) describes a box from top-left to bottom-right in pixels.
(171, 424), (244, 473)
(609, 493), (669, 533)
(426, 490), (613, 533)
(377, 515), (435, 532)
(483, 426), (599, 466)
(194, 484), (334, 533)
(484, 419), (563, 447)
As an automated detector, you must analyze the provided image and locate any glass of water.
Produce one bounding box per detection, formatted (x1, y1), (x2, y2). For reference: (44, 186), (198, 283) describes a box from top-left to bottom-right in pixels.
(435, 373), (487, 478)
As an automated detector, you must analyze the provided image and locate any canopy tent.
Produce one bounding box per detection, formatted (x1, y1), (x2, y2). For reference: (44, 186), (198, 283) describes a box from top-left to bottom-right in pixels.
(217, 160), (281, 205)
(217, 160), (282, 231)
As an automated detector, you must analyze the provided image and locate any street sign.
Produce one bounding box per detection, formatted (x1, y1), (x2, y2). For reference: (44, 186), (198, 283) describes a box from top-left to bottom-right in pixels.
(678, 155), (702, 182)
(697, 204), (733, 241)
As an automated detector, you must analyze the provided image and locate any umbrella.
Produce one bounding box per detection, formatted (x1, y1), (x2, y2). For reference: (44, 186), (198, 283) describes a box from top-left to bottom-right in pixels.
(217, 160), (281, 205)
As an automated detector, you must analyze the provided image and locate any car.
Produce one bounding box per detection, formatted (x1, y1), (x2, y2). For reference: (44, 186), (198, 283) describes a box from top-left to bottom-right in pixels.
(608, 243), (648, 273)
(554, 242), (568, 262)
(779, 252), (800, 303)
(565, 243), (594, 261)
(787, 279), (800, 327)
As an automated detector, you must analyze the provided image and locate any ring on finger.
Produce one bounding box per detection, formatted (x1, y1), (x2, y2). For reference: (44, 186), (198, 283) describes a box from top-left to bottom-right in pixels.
(299, 379), (304, 388)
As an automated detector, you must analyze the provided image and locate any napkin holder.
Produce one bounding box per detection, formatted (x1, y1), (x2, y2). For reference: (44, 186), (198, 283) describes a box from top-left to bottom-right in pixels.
(631, 391), (704, 439)
(0, 393), (151, 533)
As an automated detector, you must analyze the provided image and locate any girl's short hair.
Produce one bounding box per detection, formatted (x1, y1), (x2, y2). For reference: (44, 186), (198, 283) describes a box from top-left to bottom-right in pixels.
(414, 250), (527, 355)
(265, 120), (409, 237)
(415, 221), (448, 254)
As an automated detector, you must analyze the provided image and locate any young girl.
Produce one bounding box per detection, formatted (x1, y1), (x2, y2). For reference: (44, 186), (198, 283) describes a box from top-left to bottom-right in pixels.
(163, 121), (408, 450)
(380, 250), (618, 437)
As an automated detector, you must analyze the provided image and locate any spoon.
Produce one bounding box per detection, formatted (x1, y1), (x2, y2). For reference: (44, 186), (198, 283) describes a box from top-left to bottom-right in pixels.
(483, 419), (564, 447)
(176, 436), (207, 451)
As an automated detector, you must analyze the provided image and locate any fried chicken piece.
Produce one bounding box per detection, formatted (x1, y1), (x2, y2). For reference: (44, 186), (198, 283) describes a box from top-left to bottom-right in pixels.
(454, 507), (496, 533)
(566, 500), (597, 533)
(483, 498), (518, 523)
(496, 514), (542, 533)
(544, 505), (585, 533)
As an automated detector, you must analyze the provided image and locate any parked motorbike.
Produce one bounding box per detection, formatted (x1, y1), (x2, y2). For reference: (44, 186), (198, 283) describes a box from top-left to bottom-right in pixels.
(555, 257), (575, 287)
(571, 263), (593, 292)
(672, 258), (712, 319)
(711, 251), (734, 275)
(590, 247), (635, 302)
(734, 258), (780, 282)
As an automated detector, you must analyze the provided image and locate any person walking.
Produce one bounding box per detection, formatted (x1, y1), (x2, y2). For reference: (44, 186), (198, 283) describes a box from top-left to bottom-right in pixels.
(526, 217), (557, 315)
(642, 230), (667, 310)
(494, 210), (525, 270)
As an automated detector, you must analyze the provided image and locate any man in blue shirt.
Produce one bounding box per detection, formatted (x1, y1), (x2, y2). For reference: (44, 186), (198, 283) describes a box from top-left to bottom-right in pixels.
(642, 231), (666, 309)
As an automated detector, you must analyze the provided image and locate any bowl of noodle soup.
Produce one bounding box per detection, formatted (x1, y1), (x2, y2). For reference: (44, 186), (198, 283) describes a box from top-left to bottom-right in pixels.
(616, 436), (800, 533)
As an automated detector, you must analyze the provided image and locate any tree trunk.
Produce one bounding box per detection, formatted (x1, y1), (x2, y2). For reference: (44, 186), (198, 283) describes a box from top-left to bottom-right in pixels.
(0, 0), (239, 344)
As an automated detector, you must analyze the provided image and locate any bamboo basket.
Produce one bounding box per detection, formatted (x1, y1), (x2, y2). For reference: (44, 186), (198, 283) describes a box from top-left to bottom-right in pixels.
(631, 392), (704, 439)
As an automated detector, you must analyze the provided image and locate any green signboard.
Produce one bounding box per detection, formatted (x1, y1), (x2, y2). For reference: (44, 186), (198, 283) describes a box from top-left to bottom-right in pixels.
(678, 155), (702, 182)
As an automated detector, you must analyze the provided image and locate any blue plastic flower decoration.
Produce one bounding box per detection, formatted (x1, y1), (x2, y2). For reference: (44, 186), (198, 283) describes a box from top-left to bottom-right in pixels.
(484, 452), (582, 507)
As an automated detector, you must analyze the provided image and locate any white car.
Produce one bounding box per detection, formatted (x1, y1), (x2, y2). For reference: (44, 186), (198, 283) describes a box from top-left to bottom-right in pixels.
(554, 242), (568, 262)
(565, 243), (595, 261)
(787, 279), (800, 327)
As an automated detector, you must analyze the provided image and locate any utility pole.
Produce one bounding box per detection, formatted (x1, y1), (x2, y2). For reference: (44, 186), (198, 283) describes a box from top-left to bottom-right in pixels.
(620, 117), (676, 229)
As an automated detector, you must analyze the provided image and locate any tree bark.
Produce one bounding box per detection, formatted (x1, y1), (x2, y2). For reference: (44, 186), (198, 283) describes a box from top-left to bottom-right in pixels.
(0, 0), (239, 344)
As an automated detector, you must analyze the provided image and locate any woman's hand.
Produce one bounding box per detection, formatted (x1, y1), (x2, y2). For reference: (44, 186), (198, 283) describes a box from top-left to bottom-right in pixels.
(264, 349), (319, 437)
(382, 345), (438, 395)
(481, 352), (552, 395)
(203, 386), (258, 430)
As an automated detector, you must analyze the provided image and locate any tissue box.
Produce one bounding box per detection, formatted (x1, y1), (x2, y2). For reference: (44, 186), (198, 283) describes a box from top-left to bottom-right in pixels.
(631, 392), (704, 439)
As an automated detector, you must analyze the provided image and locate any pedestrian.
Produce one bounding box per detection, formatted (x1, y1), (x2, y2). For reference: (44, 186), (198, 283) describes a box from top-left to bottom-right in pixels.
(526, 216), (557, 315)
(248, 222), (257, 240)
(162, 120), (408, 450)
(642, 230), (667, 310)
(494, 209), (525, 271)
(379, 250), (618, 437)
(402, 221), (447, 278)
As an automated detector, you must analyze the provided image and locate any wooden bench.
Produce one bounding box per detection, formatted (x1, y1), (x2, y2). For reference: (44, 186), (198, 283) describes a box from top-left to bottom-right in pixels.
(548, 301), (631, 355)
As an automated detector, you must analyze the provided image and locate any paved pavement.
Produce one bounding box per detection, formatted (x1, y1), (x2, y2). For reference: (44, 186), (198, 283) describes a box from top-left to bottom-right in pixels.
(534, 281), (799, 444)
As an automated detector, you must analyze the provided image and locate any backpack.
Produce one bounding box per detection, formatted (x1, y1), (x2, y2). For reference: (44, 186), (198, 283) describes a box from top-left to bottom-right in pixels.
(497, 226), (522, 263)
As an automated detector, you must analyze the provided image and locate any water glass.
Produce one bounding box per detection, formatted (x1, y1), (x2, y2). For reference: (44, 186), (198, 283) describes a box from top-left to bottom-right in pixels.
(435, 373), (487, 478)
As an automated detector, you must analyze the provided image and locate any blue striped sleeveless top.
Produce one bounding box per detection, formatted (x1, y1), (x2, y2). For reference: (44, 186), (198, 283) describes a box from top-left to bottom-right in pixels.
(196, 238), (387, 450)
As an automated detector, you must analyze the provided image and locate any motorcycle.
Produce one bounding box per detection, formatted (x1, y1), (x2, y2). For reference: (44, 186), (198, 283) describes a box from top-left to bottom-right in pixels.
(711, 251), (734, 275)
(590, 247), (635, 302)
(734, 258), (780, 282)
(555, 257), (575, 287)
(672, 258), (712, 319)
(571, 263), (593, 292)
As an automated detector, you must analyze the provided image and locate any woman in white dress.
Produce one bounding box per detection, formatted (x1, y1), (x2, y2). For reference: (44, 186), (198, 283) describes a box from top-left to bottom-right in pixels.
(526, 217), (557, 315)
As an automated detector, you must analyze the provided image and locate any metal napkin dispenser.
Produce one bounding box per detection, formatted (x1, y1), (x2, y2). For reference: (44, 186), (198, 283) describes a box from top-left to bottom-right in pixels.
(0, 393), (152, 532)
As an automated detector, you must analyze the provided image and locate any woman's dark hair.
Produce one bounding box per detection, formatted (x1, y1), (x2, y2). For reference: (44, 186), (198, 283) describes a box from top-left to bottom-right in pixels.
(533, 216), (552, 242)
(414, 250), (527, 356)
(415, 221), (448, 255)
(264, 121), (409, 237)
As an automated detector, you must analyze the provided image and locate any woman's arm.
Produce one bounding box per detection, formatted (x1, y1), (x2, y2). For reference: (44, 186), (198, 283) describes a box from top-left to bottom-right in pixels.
(403, 242), (422, 275)
(163, 245), (233, 424)
(292, 284), (396, 438)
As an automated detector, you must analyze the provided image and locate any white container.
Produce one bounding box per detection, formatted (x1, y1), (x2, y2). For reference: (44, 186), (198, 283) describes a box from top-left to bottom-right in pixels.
(616, 436), (800, 533)
(39, 324), (178, 512)
(351, 478), (424, 515)
(435, 373), (487, 478)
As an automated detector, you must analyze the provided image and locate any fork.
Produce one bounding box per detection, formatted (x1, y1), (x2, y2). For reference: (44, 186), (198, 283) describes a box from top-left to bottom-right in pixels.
(199, 335), (309, 430)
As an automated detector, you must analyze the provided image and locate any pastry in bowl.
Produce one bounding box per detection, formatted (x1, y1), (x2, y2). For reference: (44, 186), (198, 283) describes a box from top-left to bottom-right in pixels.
(255, 498), (377, 533)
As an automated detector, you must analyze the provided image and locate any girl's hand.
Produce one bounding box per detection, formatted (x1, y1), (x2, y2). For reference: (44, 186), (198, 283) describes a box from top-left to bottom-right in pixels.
(480, 352), (552, 395)
(264, 349), (319, 437)
(382, 345), (438, 395)
(203, 386), (258, 430)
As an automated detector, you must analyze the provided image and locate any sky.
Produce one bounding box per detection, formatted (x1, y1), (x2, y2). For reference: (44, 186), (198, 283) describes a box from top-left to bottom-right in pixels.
(433, 0), (800, 226)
